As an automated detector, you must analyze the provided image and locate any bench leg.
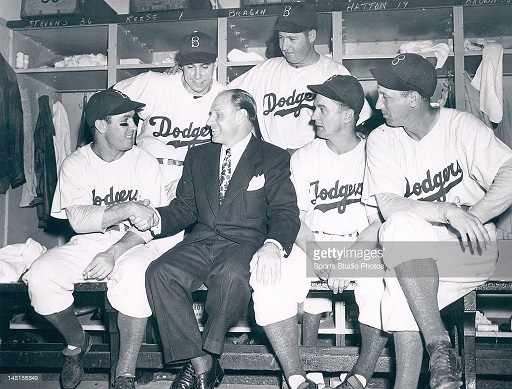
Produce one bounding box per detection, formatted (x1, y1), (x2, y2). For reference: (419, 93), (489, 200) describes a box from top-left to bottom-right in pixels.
(463, 291), (477, 389)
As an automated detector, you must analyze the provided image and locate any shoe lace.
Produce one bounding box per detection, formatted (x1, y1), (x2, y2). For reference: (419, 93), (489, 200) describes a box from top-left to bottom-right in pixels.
(429, 345), (461, 385)
(113, 376), (135, 389)
(173, 363), (195, 389)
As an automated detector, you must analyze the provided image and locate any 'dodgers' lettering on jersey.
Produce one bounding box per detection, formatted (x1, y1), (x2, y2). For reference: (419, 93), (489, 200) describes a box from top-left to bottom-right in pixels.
(311, 180), (363, 214)
(92, 187), (139, 206)
(404, 160), (463, 202)
(263, 90), (315, 118)
(150, 116), (210, 147)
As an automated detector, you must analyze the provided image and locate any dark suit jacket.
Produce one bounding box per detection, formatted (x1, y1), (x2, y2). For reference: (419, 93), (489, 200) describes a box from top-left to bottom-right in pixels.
(156, 136), (300, 256)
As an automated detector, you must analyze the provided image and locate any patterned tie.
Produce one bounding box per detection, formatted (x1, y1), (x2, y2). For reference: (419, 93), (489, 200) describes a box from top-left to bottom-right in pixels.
(219, 148), (232, 204)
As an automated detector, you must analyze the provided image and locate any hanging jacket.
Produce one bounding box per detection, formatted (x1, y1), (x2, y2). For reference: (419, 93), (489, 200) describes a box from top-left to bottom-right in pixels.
(0, 52), (25, 193)
(31, 95), (58, 230)
(76, 94), (93, 149)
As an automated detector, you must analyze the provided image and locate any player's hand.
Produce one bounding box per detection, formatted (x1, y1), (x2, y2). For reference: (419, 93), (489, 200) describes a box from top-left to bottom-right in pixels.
(250, 242), (282, 286)
(327, 277), (352, 295)
(83, 251), (115, 281)
(129, 200), (159, 231)
(444, 202), (490, 251)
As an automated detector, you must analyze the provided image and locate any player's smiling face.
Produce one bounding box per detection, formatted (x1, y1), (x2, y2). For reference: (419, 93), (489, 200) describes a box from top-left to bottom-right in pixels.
(311, 94), (344, 139)
(182, 62), (215, 95)
(278, 31), (315, 67)
(375, 85), (411, 127)
(104, 111), (137, 151)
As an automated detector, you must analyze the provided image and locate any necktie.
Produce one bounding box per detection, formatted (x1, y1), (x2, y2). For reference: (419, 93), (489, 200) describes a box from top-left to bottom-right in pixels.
(219, 148), (232, 204)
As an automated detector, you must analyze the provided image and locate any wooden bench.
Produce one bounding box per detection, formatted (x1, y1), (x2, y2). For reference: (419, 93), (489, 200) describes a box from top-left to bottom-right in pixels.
(0, 281), (433, 387)
(459, 281), (512, 389)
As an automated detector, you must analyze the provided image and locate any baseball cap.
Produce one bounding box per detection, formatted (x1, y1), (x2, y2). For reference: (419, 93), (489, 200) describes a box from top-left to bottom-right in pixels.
(272, 3), (318, 33)
(85, 89), (145, 126)
(369, 53), (437, 98)
(179, 31), (217, 65)
(307, 75), (365, 116)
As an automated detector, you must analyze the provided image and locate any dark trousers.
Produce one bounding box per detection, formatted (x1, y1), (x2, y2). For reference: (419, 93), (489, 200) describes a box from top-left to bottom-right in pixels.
(145, 236), (254, 363)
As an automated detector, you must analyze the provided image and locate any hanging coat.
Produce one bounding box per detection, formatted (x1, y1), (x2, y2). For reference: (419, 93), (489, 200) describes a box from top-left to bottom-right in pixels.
(0, 52), (25, 193)
(31, 95), (58, 230)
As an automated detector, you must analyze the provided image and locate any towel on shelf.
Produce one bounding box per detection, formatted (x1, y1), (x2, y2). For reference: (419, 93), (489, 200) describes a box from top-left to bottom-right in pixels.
(471, 43), (503, 123)
(399, 40), (450, 69)
(227, 49), (265, 62)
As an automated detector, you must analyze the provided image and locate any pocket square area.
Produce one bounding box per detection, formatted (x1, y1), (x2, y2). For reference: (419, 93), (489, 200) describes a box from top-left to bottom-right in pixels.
(247, 174), (265, 191)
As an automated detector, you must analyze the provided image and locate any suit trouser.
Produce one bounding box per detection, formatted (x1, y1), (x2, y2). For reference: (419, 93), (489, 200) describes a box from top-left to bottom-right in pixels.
(146, 235), (255, 363)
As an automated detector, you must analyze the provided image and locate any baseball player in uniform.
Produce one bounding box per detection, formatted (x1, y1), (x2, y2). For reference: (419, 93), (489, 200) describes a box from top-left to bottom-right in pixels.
(115, 31), (227, 203)
(229, 3), (373, 152)
(251, 76), (385, 389)
(23, 89), (166, 389)
(363, 53), (512, 389)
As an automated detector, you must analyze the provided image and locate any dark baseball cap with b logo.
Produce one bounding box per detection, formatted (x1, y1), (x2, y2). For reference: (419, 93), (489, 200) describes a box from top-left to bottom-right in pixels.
(85, 89), (145, 126)
(370, 53), (437, 98)
(307, 75), (365, 116)
(179, 31), (217, 65)
(272, 3), (318, 33)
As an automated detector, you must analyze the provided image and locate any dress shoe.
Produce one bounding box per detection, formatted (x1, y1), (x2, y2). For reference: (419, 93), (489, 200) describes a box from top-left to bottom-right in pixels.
(171, 362), (196, 389)
(427, 340), (462, 389)
(60, 332), (92, 389)
(195, 357), (224, 389)
(297, 378), (318, 389)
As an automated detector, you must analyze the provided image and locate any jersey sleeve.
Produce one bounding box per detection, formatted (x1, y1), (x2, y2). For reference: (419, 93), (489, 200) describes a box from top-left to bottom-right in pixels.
(114, 72), (164, 121)
(462, 113), (512, 190)
(290, 146), (312, 213)
(362, 127), (407, 206)
(134, 150), (166, 207)
(228, 64), (260, 93)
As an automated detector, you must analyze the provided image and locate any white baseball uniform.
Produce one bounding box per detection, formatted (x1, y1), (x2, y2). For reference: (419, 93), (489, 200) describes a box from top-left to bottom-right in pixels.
(251, 137), (384, 329)
(24, 144), (165, 318)
(115, 71), (227, 185)
(363, 107), (512, 331)
(229, 55), (373, 150)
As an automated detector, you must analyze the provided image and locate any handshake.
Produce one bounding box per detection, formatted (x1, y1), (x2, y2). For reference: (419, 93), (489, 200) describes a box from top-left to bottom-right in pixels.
(128, 199), (160, 232)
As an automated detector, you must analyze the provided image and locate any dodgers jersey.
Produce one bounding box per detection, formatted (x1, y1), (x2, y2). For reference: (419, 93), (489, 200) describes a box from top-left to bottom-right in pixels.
(363, 108), (512, 207)
(51, 144), (165, 227)
(230, 55), (373, 150)
(291, 137), (369, 236)
(115, 71), (227, 162)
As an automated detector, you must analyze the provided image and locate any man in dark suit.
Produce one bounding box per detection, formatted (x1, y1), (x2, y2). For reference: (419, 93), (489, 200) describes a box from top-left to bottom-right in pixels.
(130, 89), (300, 389)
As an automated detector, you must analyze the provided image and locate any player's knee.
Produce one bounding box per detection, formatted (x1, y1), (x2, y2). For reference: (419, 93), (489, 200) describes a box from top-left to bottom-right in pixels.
(25, 259), (57, 293)
(379, 211), (431, 241)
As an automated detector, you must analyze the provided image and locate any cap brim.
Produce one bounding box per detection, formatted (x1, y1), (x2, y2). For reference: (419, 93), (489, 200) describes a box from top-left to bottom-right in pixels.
(370, 66), (411, 92)
(179, 52), (217, 65)
(273, 21), (311, 33)
(110, 101), (146, 116)
(307, 84), (344, 103)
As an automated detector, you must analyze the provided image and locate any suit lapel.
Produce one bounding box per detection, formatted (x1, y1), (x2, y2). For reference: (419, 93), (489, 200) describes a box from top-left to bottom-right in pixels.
(201, 143), (222, 216)
(219, 137), (262, 214)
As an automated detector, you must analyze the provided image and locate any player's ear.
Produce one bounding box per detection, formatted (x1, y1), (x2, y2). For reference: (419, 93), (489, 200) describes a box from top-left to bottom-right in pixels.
(343, 108), (354, 124)
(94, 119), (107, 134)
(408, 91), (420, 108)
(308, 29), (317, 44)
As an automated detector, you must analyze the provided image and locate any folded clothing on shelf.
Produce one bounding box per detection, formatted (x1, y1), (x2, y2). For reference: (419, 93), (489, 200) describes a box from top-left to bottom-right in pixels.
(54, 53), (107, 67)
(227, 48), (265, 62)
(399, 40), (450, 69)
